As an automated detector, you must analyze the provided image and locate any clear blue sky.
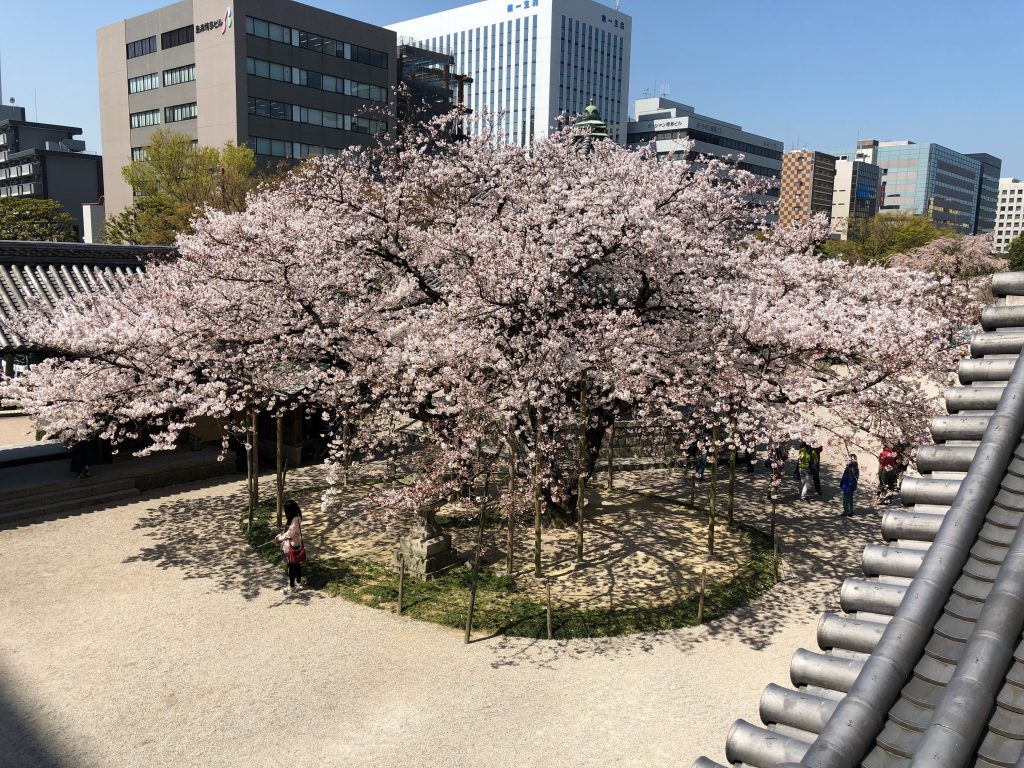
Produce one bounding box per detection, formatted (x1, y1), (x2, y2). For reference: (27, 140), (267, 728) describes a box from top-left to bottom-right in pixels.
(5, 0), (1022, 175)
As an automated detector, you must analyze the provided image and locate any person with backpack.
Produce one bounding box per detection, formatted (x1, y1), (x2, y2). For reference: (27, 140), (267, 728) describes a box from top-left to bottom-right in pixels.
(840, 454), (860, 516)
(275, 499), (305, 591)
(878, 446), (898, 505)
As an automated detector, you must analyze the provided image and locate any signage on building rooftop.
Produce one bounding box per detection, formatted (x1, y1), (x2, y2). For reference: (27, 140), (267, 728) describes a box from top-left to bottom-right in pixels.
(196, 5), (232, 34)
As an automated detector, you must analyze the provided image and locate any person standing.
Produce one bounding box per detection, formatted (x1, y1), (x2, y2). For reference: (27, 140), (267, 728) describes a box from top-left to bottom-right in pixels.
(878, 446), (898, 505)
(840, 454), (859, 516)
(811, 444), (823, 495)
(798, 442), (816, 501)
(276, 500), (304, 591)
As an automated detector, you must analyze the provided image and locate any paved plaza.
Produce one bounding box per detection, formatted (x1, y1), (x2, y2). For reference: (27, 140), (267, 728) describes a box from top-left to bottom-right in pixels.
(0, 457), (881, 768)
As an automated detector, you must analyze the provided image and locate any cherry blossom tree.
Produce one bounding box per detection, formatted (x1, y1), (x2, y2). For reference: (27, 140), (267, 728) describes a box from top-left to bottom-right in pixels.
(1, 113), (981, 563)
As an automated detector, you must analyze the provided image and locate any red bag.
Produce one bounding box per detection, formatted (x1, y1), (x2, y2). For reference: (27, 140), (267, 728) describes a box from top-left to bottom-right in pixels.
(287, 545), (306, 564)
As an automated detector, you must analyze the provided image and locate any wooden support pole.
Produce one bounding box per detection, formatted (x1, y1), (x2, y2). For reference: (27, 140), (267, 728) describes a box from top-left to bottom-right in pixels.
(774, 533), (781, 583)
(697, 567), (707, 624)
(398, 554), (406, 615)
(545, 578), (553, 640)
(465, 494), (487, 644)
(275, 412), (285, 529)
(606, 422), (615, 490)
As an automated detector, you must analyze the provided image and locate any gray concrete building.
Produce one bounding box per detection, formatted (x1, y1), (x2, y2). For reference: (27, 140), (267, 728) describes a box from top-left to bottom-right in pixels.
(0, 105), (103, 240)
(97, 0), (397, 216)
(626, 97), (782, 185)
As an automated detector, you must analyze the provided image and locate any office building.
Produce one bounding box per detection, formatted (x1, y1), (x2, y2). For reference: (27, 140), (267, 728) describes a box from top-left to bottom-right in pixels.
(856, 139), (1000, 235)
(0, 105), (104, 240)
(778, 150), (836, 229)
(97, 0), (397, 216)
(829, 157), (882, 240)
(968, 153), (1001, 234)
(397, 44), (469, 128)
(388, 0), (631, 146)
(626, 97), (782, 185)
(994, 178), (1024, 253)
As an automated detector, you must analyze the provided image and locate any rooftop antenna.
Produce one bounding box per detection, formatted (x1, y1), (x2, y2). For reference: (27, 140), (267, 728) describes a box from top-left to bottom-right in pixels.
(660, 83), (670, 98)
(615, 0), (621, 9)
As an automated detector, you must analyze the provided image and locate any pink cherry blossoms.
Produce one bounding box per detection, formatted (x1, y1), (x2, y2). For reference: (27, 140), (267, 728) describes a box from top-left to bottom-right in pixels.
(0, 115), (981, 531)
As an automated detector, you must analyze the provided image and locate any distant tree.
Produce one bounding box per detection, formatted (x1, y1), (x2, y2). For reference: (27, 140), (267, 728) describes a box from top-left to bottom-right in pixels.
(104, 129), (260, 245)
(1007, 235), (1024, 272)
(0, 198), (77, 242)
(822, 212), (947, 265)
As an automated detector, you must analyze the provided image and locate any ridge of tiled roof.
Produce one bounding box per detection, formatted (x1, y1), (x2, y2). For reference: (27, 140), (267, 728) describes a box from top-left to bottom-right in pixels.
(0, 241), (172, 352)
(696, 272), (1024, 768)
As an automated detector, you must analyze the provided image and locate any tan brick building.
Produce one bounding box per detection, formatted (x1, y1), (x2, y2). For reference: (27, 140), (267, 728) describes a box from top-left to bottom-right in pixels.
(779, 150), (837, 229)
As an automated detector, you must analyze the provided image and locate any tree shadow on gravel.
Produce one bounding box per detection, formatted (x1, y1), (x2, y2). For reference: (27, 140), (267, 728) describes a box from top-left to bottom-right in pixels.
(486, 464), (884, 668)
(122, 473), (326, 603)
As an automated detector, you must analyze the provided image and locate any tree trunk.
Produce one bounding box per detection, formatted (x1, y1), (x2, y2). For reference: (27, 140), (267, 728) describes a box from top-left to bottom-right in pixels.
(276, 412), (285, 529)
(708, 424), (718, 558)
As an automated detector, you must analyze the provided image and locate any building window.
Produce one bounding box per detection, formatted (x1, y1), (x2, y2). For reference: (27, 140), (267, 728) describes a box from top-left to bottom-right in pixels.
(165, 102), (197, 123)
(126, 36), (157, 59)
(131, 147), (149, 162)
(129, 109), (160, 128)
(244, 15), (388, 69)
(163, 64), (196, 87)
(128, 73), (159, 93)
(245, 57), (387, 103)
(161, 25), (195, 50)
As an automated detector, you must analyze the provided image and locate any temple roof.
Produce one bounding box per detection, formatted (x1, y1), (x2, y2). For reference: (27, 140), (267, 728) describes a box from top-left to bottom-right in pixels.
(696, 271), (1024, 768)
(0, 240), (173, 353)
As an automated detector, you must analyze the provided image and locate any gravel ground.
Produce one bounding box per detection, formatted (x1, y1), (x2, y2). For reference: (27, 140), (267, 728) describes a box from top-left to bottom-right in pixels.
(0, 464), (876, 768)
(0, 415), (35, 446)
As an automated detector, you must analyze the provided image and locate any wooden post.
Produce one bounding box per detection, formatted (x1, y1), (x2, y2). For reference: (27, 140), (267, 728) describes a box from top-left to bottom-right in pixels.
(770, 497), (777, 543)
(534, 418), (543, 578)
(576, 387), (586, 564)
(545, 578), (553, 640)
(252, 410), (260, 508)
(507, 439), (516, 577)
(245, 417), (254, 532)
(465, 488), (487, 644)
(342, 416), (351, 488)
(697, 567), (707, 624)
(397, 554), (406, 615)
(774, 533), (781, 583)
(690, 472), (696, 506)
(708, 425), (718, 558)
(727, 419), (737, 528)
(275, 412), (285, 529)
(606, 422), (615, 490)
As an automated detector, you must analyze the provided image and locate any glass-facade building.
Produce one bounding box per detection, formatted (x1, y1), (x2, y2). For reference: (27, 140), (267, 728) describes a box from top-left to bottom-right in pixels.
(857, 139), (1000, 235)
(388, 0), (632, 145)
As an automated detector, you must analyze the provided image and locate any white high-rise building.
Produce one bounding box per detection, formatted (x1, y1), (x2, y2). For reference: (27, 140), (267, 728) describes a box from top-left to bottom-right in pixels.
(388, 0), (631, 145)
(995, 178), (1024, 253)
